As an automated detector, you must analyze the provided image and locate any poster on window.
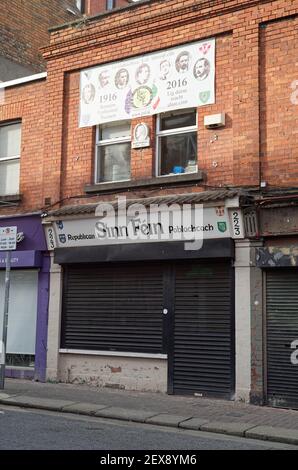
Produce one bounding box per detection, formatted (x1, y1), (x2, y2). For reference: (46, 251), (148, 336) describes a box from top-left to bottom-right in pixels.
(79, 38), (215, 127)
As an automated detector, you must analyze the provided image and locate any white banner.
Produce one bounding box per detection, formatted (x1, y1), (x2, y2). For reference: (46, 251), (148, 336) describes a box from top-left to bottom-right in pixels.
(79, 39), (215, 127)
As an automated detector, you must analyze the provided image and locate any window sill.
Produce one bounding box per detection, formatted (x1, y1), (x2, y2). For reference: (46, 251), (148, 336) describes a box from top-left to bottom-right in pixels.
(85, 171), (204, 194)
(6, 365), (35, 370)
(59, 349), (167, 360)
(0, 194), (22, 205)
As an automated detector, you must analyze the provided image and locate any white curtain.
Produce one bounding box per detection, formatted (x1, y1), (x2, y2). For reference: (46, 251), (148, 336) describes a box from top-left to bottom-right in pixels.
(0, 159), (20, 195)
(0, 270), (38, 355)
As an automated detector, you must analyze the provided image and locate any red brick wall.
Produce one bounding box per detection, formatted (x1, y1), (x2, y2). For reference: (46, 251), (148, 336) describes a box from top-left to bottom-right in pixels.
(2, 0), (295, 213)
(62, 72), (94, 198)
(0, 79), (46, 215)
(61, 32), (233, 199)
(260, 16), (298, 187)
(0, 0), (82, 73)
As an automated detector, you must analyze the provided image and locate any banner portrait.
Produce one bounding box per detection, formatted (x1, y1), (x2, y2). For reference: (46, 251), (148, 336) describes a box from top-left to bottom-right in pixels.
(79, 38), (215, 127)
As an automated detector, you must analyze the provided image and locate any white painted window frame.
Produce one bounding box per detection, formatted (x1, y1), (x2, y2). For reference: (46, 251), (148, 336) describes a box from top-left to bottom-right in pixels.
(155, 109), (198, 177)
(106, 0), (115, 10)
(0, 120), (22, 195)
(59, 348), (167, 360)
(94, 121), (131, 184)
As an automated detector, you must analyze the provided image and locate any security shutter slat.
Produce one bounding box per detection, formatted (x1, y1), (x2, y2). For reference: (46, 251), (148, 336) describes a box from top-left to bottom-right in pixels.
(61, 263), (164, 354)
(173, 262), (234, 398)
(266, 270), (298, 408)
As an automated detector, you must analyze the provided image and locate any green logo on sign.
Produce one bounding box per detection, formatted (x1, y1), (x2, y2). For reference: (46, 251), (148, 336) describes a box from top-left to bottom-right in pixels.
(199, 91), (210, 104)
(217, 222), (227, 233)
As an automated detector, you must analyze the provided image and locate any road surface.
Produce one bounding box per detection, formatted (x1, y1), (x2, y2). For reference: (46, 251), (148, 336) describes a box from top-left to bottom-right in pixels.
(0, 405), (295, 450)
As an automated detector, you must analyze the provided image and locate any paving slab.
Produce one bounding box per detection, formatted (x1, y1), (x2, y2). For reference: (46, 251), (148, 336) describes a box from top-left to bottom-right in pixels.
(200, 421), (257, 437)
(245, 426), (298, 445)
(146, 413), (193, 428)
(94, 406), (158, 423)
(1, 395), (77, 411)
(1, 379), (298, 446)
(179, 417), (209, 430)
(62, 402), (110, 416)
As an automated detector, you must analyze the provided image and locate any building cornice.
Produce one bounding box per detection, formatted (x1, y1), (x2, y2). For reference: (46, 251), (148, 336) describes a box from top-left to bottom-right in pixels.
(42, 0), (278, 61)
(0, 72), (47, 90)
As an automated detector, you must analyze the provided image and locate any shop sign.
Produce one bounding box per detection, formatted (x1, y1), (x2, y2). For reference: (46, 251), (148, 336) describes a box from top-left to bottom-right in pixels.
(45, 225), (56, 251)
(46, 204), (244, 250)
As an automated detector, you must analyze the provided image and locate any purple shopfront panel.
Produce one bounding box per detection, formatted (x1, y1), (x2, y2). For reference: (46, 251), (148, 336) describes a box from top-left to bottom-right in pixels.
(35, 254), (50, 382)
(0, 215), (47, 252)
(0, 215), (49, 382)
(0, 251), (42, 268)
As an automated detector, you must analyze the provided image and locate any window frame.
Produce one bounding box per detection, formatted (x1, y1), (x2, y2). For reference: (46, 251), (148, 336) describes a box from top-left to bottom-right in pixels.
(95, 121), (132, 184)
(0, 120), (21, 196)
(106, 0), (115, 10)
(75, 0), (85, 13)
(155, 109), (198, 177)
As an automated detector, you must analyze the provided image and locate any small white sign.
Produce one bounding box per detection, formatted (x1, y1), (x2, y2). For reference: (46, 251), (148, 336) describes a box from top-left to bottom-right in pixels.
(45, 225), (57, 251)
(0, 226), (17, 251)
(132, 123), (150, 149)
(228, 209), (245, 239)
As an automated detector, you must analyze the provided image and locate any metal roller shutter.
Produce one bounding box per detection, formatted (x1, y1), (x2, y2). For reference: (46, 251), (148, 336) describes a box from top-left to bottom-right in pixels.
(61, 263), (164, 354)
(172, 262), (234, 398)
(266, 270), (298, 408)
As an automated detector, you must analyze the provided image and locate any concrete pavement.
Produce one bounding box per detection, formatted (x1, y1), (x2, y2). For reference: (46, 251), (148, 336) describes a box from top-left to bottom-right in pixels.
(0, 379), (298, 446)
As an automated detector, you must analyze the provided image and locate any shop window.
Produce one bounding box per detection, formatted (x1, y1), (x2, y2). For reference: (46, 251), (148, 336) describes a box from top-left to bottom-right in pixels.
(95, 121), (131, 183)
(6, 354), (35, 368)
(0, 121), (21, 196)
(0, 270), (38, 359)
(156, 109), (197, 177)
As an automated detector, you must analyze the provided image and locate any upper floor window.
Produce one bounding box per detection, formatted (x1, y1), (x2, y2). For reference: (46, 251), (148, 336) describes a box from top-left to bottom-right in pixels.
(156, 109), (197, 177)
(0, 122), (21, 196)
(96, 121), (131, 183)
(106, 0), (115, 10)
(75, 0), (85, 13)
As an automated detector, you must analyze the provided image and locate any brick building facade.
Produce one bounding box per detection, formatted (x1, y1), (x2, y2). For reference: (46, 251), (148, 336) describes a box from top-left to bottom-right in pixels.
(0, 0), (83, 81)
(1, 0), (298, 406)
